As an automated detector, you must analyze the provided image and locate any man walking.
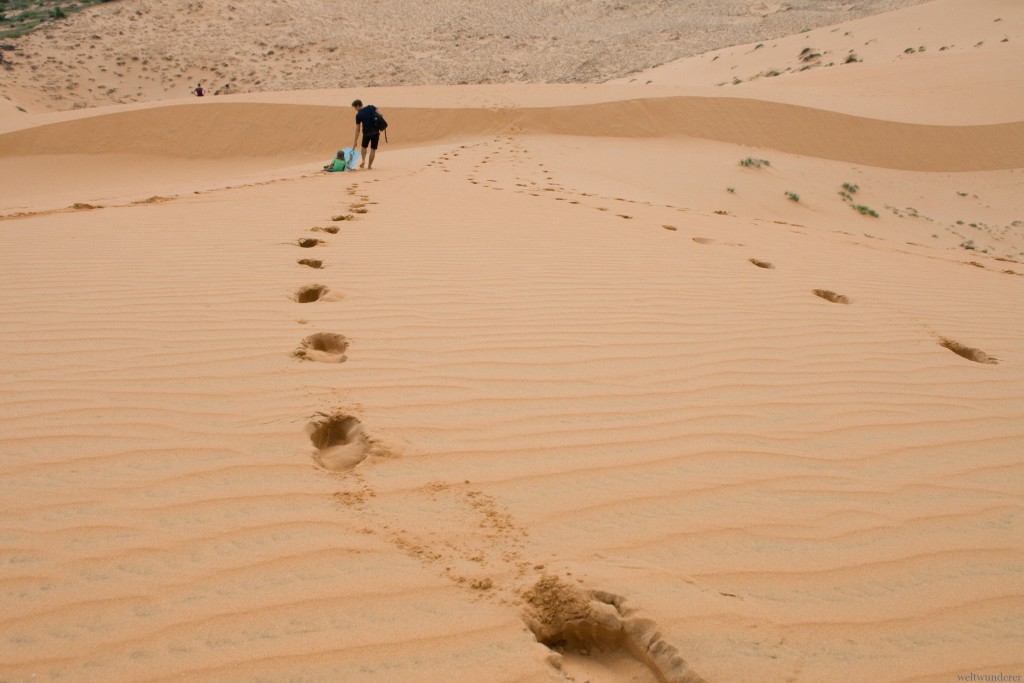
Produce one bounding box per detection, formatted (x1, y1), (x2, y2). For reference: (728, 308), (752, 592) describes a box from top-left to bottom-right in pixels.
(351, 99), (380, 170)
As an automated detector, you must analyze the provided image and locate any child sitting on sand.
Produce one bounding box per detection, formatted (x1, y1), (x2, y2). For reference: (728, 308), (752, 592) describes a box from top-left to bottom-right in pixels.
(324, 150), (348, 172)
(323, 148), (359, 173)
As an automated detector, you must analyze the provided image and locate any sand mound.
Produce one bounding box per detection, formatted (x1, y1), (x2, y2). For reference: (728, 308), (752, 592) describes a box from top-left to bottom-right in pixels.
(522, 575), (706, 683)
(613, 0), (1024, 125)
(2, 94), (1023, 173)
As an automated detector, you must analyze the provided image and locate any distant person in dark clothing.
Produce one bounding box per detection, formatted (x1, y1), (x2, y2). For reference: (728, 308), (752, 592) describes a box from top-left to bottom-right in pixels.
(193, 83), (205, 97)
(351, 99), (379, 170)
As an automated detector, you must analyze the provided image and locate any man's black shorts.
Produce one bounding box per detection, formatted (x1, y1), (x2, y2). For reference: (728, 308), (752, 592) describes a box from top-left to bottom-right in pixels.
(361, 132), (380, 150)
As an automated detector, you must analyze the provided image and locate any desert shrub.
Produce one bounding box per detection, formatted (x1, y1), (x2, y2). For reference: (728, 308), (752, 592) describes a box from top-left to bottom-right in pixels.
(739, 157), (771, 169)
(2, 0), (114, 39)
(852, 204), (879, 217)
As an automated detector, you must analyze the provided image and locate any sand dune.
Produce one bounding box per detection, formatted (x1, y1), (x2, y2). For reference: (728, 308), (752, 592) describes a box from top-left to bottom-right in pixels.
(3, 95), (1024, 173)
(0, 0), (930, 114)
(2, 90), (1024, 174)
(1, 1), (1023, 682)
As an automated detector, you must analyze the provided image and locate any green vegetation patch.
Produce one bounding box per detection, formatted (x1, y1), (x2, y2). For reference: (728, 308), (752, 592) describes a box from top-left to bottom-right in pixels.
(739, 157), (771, 169)
(1, 0), (117, 40)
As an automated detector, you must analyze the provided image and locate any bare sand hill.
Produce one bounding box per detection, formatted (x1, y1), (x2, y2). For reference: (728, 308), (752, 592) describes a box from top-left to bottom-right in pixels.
(0, 0), (929, 113)
(1, 1), (1023, 683)
(610, 0), (1024, 124)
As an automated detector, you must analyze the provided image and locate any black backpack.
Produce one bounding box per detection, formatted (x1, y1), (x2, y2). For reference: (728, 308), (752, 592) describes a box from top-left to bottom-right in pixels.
(372, 109), (388, 142)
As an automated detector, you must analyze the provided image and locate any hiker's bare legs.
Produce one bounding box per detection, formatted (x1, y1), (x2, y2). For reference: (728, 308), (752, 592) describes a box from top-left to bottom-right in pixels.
(351, 100), (381, 170)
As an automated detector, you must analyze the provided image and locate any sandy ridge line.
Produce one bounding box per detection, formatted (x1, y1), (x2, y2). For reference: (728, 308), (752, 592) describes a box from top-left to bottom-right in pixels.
(0, 171), (326, 222)
(2, 98), (1023, 171)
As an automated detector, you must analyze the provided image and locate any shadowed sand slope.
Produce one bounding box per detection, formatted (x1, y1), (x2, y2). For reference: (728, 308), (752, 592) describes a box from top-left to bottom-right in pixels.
(2, 96), (1023, 172)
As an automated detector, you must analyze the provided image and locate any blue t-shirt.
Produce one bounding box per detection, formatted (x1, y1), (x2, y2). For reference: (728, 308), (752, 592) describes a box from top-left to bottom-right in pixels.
(355, 105), (378, 135)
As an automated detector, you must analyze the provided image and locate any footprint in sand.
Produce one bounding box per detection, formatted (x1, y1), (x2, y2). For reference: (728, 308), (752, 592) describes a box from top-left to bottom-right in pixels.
(294, 332), (348, 363)
(297, 238), (324, 248)
(693, 237), (743, 246)
(939, 337), (998, 364)
(307, 414), (372, 472)
(297, 259), (324, 269)
(522, 575), (706, 683)
(294, 284), (332, 303)
(311, 225), (340, 234)
(749, 258), (775, 269)
(812, 289), (851, 304)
